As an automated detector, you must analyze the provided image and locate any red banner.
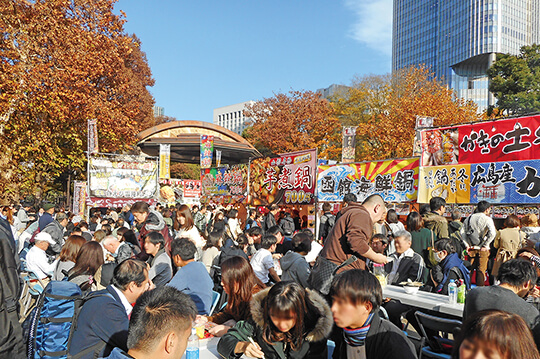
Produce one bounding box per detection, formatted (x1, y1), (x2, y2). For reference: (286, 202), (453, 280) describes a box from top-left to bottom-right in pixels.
(458, 115), (540, 164)
(86, 197), (157, 208)
(421, 115), (540, 166)
(182, 180), (202, 198)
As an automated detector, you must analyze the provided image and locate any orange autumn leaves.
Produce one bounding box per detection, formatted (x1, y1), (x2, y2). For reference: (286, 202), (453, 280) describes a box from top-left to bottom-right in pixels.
(246, 67), (481, 162)
(0, 0), (154, 199)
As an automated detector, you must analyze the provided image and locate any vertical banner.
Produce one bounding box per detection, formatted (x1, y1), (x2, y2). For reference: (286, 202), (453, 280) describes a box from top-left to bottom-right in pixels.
(341, 126), (357, 164)
(216, 150), (222, 167)
(200, 135), (214, 169)
(159, 144), (171, 179)
(87, 119), (99, 154)
(413, 116), (435, 156)
(72, 181), (87, 216)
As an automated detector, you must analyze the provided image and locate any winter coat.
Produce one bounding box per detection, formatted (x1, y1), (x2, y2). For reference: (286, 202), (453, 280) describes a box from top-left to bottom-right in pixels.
(138, 210), (172, 256)
(333, 312), (417, 359)
(423, 212), (449, 239)
(280, 251), (310, 288)
(319, 203), (373, 272)
(218, 287), (332, 359)
(42, 220), (65, 255)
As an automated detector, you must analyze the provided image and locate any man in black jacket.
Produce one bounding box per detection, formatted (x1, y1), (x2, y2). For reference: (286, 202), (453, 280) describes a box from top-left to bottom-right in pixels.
(330, 269), (417, 358)
(0, 222), (24, 359)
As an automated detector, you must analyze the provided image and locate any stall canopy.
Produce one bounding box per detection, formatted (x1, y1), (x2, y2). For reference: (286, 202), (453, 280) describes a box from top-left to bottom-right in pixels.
(137, 120), (261, 164)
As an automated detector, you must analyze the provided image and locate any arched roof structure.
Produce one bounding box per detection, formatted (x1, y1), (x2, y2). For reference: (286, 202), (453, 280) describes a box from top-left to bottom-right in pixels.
(137, 120), (261, 164)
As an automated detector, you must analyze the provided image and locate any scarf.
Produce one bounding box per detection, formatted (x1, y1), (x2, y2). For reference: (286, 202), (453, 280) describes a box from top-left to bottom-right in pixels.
(343, 313), (374, 347)
(436, 252), (471, 292)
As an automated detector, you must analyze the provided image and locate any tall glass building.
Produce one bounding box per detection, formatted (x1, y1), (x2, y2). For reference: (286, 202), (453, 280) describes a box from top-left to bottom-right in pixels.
(392, 0), (540, 112)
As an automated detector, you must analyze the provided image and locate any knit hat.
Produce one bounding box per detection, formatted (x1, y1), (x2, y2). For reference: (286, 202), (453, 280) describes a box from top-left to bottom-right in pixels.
(42, 203), (55, 211)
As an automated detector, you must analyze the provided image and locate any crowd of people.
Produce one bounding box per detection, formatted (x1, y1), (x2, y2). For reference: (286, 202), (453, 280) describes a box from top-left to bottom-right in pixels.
(1, 195), (540, 358)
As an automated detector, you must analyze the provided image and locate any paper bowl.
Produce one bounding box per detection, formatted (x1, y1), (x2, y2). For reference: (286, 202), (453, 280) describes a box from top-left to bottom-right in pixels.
(403, 285), (420, 295)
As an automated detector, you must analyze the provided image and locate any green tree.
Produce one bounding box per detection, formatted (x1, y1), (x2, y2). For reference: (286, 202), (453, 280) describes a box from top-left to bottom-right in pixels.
(488, 44), (540, 115)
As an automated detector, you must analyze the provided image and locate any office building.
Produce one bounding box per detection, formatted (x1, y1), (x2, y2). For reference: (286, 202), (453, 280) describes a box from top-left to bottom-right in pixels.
(316, 84), (349, 100)
(213, 101), (255, 135)
(153, 106), (164, 117)
(392, 0), (540, 112)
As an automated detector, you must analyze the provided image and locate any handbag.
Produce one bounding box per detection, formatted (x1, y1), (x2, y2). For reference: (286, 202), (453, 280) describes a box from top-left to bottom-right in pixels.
(427, 230), (439, 268)
(308, 255), (357, 296)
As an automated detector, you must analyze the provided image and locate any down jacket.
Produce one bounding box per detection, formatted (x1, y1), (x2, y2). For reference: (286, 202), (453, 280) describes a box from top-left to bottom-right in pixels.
(217, 287), (333, 359)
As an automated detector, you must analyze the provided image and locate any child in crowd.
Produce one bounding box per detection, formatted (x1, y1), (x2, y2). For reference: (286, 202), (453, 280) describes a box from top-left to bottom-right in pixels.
(329, 269), (417, 358)
(217, 281), (332, 359)
(250, 234), (280, 286)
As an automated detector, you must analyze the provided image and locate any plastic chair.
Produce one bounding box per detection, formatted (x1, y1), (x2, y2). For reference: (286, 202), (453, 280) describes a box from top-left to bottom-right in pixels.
(414, 311), (462, 359)
(210, 290), (221, 315)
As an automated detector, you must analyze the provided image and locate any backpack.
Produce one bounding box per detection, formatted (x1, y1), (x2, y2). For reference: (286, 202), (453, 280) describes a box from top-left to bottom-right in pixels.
(320, 214), (336, 241)
(280, 217), (295, 237)
(463, 215), (489, 247)
(26, 281), (111, 359)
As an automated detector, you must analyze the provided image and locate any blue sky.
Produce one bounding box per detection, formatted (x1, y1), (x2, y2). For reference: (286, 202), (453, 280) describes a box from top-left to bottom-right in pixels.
(115, 0), (393, 122)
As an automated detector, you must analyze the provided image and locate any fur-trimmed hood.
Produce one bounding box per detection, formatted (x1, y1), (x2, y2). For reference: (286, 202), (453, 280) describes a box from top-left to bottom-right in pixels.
(144, 210), (166, 232)
(250, 287), (333, 343)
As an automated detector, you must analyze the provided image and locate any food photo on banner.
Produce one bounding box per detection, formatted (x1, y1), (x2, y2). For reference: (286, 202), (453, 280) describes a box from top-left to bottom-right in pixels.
(200, 164), (249, 201)
(249, 149), (317, 206)
(87, 154), (159, 207)
(159, 179), (202, 205)
(317, 158), (419, 203)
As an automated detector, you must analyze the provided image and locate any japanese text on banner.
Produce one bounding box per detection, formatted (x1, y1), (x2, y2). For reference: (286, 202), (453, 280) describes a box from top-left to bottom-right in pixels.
(317, 158), (419, 203)
(249, 149), (317, 205)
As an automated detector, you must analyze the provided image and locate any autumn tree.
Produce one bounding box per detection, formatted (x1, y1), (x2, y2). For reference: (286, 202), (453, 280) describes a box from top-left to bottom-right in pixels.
(488, 44), (540, 116)
(170, 163), (201, 180)
(243, 90), (341, 159)
(0, 0), (155, 202)
(333, 66), (481, 161)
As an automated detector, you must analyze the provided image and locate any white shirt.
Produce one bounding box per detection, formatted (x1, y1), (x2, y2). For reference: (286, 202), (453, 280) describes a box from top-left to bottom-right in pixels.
(111, 285), (133, 316)
(250, 248), (274, 283)
(26, 246), (58, 279)
(387, 248), (415, 284)
(305, 241), (323, 263)
(176, 226), (205, 248)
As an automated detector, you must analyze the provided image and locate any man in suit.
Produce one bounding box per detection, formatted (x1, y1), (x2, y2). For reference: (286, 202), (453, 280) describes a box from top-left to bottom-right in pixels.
(69, 259), (152, 359)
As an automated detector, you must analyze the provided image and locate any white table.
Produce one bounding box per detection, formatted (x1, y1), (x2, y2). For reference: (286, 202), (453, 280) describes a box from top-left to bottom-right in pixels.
(382, 285), (464, 317)
(181, 336), (248, 359)
(182, 337), (220, 359)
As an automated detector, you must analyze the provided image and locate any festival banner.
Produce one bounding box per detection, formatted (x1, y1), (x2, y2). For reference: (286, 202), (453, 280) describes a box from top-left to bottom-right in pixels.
(159, 144), (171, 179)
(470, 159), (540, 204)
(201, 164), (249, 199)
(317, 158), (419, 203)
(158, 178), (201, 204)
(183, 180), (202, 198)
(200, 135), (214, 169)
(418, 159), (540, 204)
(216, 150), (222, 168)
(341, 126), (357, 164)
(72, 181), (87, 216)
(87, 119), (99, 154)
(492, 206), (516, 219)
(420, 115), (540, 166)
(249, 149), (317, 206)
(516, 206), (539, 218)
(88, 154), (158, 200)
(413, 116), (435, 156)
(418, 164), (471, 203)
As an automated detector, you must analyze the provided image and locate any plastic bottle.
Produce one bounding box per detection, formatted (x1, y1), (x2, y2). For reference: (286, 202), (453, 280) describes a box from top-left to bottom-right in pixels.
(457, 279), (466, 304)
(373, 263), (387, 287)
(448, 279), (457, 305)
(186, 327), (199, 359)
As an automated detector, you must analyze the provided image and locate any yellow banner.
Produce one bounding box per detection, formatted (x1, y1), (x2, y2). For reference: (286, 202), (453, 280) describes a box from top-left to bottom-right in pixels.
(159, 144), (170, 179)
(418, 164), (471, 203)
